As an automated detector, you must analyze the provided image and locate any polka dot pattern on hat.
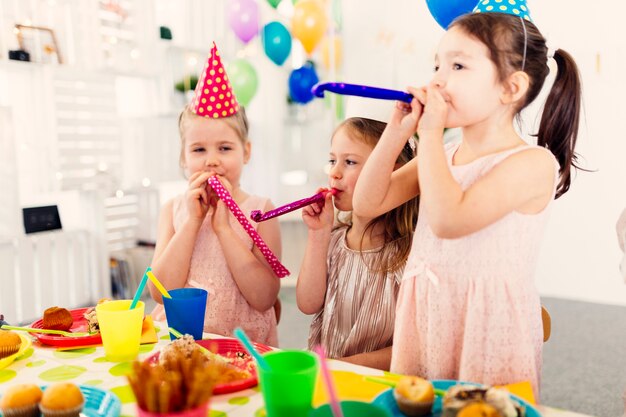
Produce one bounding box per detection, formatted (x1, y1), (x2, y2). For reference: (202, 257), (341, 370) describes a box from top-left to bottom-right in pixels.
(473, 0), (532, 21)
(190, 42), (240, 118)
(208, 176), (290, 278)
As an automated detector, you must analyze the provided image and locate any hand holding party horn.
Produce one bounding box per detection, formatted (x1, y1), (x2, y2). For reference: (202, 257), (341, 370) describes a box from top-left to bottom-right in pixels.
(250, 188), (336, 222)
(312, 82), (413, 103)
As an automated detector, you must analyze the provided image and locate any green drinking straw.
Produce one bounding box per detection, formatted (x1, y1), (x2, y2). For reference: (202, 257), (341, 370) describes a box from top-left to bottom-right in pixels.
(129, 267), (150, 310)
(233, 327), (270, 371)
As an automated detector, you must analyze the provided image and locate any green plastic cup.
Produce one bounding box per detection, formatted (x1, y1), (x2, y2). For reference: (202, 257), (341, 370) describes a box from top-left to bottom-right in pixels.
(309, 401), (391, 417)
(258, 350), (318, 417)
(96, 299), (144, 362)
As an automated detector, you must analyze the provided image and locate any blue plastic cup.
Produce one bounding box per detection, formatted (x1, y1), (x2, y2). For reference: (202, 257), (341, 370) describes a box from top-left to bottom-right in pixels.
(163, 288), (208, 340)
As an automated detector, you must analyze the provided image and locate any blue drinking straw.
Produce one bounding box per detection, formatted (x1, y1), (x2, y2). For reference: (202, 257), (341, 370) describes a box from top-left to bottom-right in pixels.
(233, 327), (270, 371)
(129, 267), (150, 310)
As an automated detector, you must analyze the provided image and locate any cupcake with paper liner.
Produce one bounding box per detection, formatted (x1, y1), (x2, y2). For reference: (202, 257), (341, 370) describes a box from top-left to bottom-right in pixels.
(442, 385), (525, 417)
(42, 307), (73, 331)
(0, 329), (22, 359)
(39, 383), (84, 417)
(0, 384), (43, 417)
(393, 376), (435, 417)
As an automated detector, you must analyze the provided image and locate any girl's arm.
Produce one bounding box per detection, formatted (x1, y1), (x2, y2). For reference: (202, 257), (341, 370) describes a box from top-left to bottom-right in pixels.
(416, 86), (556, 239)
(296, 193), (334, 315)
(352, 98), (422, 218)
(149, 204), (202, 303)
(214, 198), (281, 312)
(339, 346), (393, 371)
(149, 172), (212, 303)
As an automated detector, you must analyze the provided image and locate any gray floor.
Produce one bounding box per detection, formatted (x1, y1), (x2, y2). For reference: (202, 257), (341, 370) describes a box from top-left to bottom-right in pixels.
(277, 290), (626, 417)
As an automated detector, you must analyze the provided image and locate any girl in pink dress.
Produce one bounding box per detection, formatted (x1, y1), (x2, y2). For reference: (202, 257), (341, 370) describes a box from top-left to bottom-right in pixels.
(148, 44), (281, 346)
(352, 1), (583, 398)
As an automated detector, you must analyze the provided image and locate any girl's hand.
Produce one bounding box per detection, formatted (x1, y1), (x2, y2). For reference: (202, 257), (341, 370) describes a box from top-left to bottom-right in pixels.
(302, 189), (334, 232)
(414, 85), (447, 138)
(185, 171), (212, 222)
(388, 87), (423, 140)
(210, 175), (233, 234)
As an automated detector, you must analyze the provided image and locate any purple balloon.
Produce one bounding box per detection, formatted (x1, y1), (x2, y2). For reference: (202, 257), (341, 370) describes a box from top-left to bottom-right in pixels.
(228, 0), (260, 44)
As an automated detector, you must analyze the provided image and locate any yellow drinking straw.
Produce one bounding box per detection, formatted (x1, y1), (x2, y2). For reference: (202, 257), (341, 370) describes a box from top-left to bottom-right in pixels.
(146, 270), (171, 299)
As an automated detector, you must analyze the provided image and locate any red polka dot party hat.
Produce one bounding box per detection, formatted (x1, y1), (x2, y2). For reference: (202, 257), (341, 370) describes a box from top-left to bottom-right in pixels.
(190, 42), (240, 118)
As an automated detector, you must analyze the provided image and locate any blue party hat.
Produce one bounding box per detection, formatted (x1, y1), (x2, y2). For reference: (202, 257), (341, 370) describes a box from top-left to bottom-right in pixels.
(473, 0), (532, 21)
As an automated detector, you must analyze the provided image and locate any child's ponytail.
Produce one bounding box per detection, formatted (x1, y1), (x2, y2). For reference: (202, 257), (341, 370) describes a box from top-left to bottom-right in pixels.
(536, 49), (582, 198)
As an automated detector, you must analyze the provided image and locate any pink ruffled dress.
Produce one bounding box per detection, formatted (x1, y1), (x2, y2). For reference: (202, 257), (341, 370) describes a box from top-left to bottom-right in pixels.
(152, 194), (278, 346)
(391, 142), (558, 399)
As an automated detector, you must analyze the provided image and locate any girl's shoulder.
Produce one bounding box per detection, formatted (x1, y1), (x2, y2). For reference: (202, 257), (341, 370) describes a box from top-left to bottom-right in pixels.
(169, 193), (186, 214)
(494, 145), (559, 179)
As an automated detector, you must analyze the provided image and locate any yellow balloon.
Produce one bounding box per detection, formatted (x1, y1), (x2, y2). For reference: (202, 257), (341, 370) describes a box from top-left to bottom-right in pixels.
(321, 36), (342, 70)
(292, 0), (328, 55)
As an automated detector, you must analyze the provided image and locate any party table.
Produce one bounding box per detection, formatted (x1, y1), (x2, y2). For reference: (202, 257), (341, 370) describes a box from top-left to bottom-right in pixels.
(0, 321), (595, 417)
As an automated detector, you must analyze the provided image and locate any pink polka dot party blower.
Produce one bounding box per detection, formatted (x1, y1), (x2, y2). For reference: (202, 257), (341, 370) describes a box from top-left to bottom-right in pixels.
(207, 176), (290, 278)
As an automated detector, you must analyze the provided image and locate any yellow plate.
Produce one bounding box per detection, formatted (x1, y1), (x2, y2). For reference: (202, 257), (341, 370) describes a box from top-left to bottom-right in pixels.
(0, 334), (32, 370)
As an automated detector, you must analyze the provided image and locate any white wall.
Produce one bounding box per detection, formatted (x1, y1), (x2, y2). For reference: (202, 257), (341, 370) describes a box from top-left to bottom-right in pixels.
(2, 0), (625, 306)
(340, 0), (626, 306)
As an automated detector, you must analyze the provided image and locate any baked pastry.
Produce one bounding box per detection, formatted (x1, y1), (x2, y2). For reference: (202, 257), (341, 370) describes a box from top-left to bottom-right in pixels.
(82, 298), (111, 333)
(0, 383), (43, 417)
(0, 330), (22, 359)
(42, 307), (73, 331)
(442, 385), (525, 417)
(393, 376), (435, 417)
(457, 402), (502, 417)
(39, 382), (84, 417)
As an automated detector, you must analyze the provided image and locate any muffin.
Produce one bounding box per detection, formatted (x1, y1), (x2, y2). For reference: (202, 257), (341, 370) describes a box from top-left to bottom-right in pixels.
(0, 330), (22, 359)
(39, 383), (84, 417)
(442, 385), (525, 417)
(393, 376), (435, 417)
(0, 384), (43, 417)
(42, 307), (73, 331)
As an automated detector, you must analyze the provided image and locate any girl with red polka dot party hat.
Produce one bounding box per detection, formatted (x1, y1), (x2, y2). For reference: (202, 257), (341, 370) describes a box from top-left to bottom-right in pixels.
(148, 42), (282, 346)
(353, 0), (583, 398)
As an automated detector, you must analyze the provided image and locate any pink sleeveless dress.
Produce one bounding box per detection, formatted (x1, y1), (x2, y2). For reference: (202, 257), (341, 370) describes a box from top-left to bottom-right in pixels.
(390, 142), (559, 400)
(152, 194), (278, 346)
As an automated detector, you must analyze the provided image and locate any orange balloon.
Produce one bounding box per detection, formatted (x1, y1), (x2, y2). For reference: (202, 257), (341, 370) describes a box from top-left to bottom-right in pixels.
(321, 36), (342, 70)
(292, 0), (328, 55)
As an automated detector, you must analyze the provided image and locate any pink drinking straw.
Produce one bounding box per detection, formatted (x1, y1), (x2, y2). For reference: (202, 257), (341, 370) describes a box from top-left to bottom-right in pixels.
(250, 188), (336, 222)
(313, 345), (344, 417)
(207, 176), (290, 278)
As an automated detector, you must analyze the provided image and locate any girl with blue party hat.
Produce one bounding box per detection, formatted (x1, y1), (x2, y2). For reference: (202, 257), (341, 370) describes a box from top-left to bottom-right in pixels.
(352, 0), (583, 397)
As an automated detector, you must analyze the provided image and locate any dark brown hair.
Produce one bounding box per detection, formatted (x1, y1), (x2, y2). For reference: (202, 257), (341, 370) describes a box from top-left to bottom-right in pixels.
(177, 105), (250, 170)
(336, 117), (419, 273)
(450, 13), (583, 198)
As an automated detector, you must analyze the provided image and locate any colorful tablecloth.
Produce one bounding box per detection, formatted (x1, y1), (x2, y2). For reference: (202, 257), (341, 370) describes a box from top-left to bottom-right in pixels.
(0, 322), (595, 417)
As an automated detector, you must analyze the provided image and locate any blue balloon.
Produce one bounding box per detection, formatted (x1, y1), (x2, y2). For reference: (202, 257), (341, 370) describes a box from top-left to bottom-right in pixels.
(425, 0), (479, 29)
(289, 65), (319, 104)
(262, 21), (292, 66)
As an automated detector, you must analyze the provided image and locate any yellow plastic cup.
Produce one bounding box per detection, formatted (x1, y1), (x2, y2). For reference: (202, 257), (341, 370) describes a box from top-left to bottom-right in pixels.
(96, 299), (144, 362)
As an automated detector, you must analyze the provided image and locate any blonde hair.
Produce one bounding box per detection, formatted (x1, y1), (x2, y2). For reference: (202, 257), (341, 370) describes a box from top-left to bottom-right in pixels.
(177, 106), (250, 170)
(335, 117), (419, 273)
